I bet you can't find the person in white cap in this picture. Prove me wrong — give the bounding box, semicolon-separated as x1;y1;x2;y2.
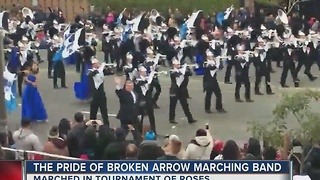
169;58;197;124
134;65;157;134
253;37;274;95
295;42;317;82
203;51;226;113
280;43;300;88
123;53;136;81
234;45;253;102
87;58;114;126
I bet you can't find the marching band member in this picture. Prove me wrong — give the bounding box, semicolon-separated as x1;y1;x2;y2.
134;66;157;134
47;35;60;79
234;45;253;102
253;37;274;95
123;53;136;81
194;34;210;75
144;48;162;108
280;43;299;88
224;27;241;84
87;58;114;126
52;36;67;89
102;27;112;63
203;51;226;114
296;41;317;81
169;59;197;124
17;42;30;97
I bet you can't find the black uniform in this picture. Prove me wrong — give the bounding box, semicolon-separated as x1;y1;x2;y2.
169;66;196;124
234;58;253;102
47;45;58;78
134;75;157;134
224;35;241;83
296;46;317;81
253;48;273;94
203;60;225;113
87;65;113;126
280;47;299;87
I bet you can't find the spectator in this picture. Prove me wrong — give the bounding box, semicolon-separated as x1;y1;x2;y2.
0;132;15;160
43;126;68;159
12;119;43;160
183;129;213;160
58;118;71;140
158;135;181;160
95;125;115;159
245;138;262;160
163;134;185;159
210;139;224;160
215;140;241;160
67;112;86;158
138;131;164;160
126;143;138;160
102;127;129;160
263;146;277;160
82;120;101;160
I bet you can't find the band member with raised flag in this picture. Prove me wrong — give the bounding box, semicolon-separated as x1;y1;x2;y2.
169;59;197;124
87;58;114;126
203;51;226;114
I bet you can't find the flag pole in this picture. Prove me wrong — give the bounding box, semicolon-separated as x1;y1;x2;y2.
0;30;8;133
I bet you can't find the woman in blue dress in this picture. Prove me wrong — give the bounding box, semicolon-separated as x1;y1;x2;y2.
74;44;96;101
21;63;48;122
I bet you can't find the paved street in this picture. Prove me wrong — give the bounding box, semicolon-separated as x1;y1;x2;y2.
6;50;320;144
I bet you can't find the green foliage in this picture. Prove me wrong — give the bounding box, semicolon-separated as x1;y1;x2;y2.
247;90;320;147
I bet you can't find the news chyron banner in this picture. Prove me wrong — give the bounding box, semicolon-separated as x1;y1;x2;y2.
25;161;291;180
0;161;23;180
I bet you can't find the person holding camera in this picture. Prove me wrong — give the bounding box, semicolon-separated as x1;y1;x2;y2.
87;58;114;126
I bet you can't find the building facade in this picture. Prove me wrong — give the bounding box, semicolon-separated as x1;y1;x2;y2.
0;0;89;22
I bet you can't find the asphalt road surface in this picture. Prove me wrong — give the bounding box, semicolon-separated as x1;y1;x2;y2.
6;50;320;144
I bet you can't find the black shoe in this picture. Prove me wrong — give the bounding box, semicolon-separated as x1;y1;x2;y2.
267;92;275;95
255;91;264;95
154;103;160;109
271;69;276;73
169;120;178;124
187;96;192;99
225;81;232;84
217;108;227;113
235;98;243;102
205;110;213;114
48;76;53;79
61;86;68;89
281;84;289;88
188;119;197;124
310;77;317;81
294;81;300;87
38;60;44;63
54;86;60;89
245;98;254;102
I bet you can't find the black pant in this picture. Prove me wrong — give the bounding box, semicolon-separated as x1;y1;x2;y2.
205;83;223;111
235;76;251;99
140;102;156;134
35;51;42;63
121;117;142;144
17;73;24;97
151;82;161;104
296;60;314;80
254;66;272;93
280;60;297;86
76;53;82;73
90;91;109;126
104;50;111;63
169;93;193;121
225;60;235;82
48;60;53;77
53;61;66;87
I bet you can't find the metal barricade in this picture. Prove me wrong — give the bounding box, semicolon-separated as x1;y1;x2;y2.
1;147;81;160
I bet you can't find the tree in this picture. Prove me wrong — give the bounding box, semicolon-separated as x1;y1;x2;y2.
247;90;320;148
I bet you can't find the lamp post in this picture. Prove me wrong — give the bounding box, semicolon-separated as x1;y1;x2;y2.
0;30;8;133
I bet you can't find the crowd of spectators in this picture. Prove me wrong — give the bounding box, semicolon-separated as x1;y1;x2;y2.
0;112;320;179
